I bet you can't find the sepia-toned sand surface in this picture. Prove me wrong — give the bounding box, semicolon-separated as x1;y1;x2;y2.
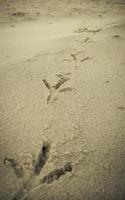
0;0;125;199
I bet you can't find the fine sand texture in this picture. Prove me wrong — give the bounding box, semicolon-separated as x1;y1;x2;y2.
0;0;125;200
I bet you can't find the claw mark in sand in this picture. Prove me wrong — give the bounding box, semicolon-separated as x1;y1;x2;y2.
34;141;50;175
70;53;77;61
86;28;102;33
42;73;71;104
74;27;102;34
80;56;92;62
53;76;69;90
70;50;85;61
83;37;90;43
76;37;93;45
74;27;87;33
59;87;75;93
4;158;24;178
41;162;72;184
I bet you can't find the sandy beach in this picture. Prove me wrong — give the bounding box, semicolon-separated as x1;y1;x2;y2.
0;0;125;199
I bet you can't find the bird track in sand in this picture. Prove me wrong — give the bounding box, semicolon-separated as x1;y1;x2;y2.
4;141;72;200
42;72;73;104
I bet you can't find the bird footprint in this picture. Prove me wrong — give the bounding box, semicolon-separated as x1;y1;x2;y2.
42;72;71;104
4;141;72;200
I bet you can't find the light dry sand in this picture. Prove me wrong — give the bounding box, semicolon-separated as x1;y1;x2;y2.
0;0;125;200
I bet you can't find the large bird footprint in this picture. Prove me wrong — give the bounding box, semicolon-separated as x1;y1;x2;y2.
4;141;50;200
4;141;50;179
4;141;72;200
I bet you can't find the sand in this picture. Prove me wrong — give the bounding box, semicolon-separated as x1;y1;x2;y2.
0;0;125;199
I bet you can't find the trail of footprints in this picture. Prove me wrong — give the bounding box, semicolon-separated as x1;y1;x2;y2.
4;27;120;199
4;50;90;199
4;26;123;200
4;141;72;200
4;23;124;200
3;29;98;199
4;70;75;199
42;53;91;104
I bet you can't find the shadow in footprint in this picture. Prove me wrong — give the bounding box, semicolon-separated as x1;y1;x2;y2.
117;106;125;111
59;87;74;93
34;141;50;175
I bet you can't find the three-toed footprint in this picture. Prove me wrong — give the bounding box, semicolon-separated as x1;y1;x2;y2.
4;141;72;200
42;72;72;104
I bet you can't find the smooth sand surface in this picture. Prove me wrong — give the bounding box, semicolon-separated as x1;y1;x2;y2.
0;0;125;199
